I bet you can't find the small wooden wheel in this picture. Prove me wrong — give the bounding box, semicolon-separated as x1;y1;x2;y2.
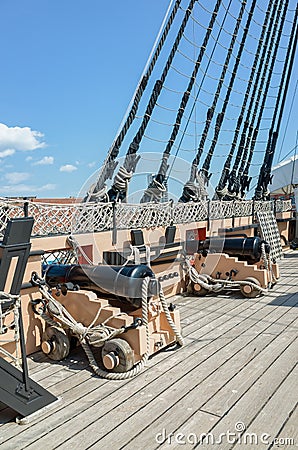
240;277;261;298
42;326;70;360
192;274;210;297
101;338;134;373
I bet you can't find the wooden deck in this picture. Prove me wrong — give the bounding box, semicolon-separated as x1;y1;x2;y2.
0;251;297;449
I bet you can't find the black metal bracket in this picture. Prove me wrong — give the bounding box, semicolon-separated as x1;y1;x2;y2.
0;217;59;422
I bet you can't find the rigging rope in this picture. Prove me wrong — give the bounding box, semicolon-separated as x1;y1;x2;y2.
227;0;283;198
85;0;182;202
177;0;248;203
241;0;291;198
107;0;198;202
254;4;298;200
215;0;270;198
141;0;224;203
199;0;257;194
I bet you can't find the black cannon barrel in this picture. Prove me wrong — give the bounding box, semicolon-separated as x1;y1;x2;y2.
44;264;159;309
187;236;270;262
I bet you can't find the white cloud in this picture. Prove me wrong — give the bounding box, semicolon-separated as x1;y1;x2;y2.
26;156;33;162
0;123;45;152
88;161;96;168
38;183;56;191
60;164;77;173
33;156;54;165
0;149;15;158
1;183;56;195
5;172;30;184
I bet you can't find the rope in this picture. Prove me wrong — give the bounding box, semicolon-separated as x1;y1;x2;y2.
254;3;298;200
36;283;125;343
67;235;93;265
239;0;288;197
86;0;183;201
176;0;234;202
143;0;224;201
244;0;290;197
80;277;151;380
200;0;249;178
179;0;248;202
108;0;197;202
180;171;208;203
141;178;167;203
160;0;223;163
0;291;21;302
0;292;22;367
159;288;184;347
210;0;257;197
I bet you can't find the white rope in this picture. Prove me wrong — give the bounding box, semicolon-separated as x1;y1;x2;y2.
142;178;166;202
80;277;151;380
67;235;93;265
159;288;184;346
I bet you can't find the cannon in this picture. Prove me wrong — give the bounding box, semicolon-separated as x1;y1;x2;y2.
187;236;271;262
44;263;159;309
188;236;279;298
40;263;182;373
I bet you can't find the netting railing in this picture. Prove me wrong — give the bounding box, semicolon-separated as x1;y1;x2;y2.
253;201;273;213
115;202;172;229
275;199;292;213
71;202;114;233
171;201;209;224
0;197;293;238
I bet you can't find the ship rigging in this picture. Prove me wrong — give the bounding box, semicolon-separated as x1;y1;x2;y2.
86;0;297;206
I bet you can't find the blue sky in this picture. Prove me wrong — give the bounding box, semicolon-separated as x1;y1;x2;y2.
0;0;297;199
0;0;170;198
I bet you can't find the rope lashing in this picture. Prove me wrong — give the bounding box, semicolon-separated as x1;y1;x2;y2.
206;0;257;197
86;0;183;201
184;255;275;296
141;155;168;202
0;292;22;366
108;0;198;202
226;0;280;197
243;0;290;198
145;0;223;200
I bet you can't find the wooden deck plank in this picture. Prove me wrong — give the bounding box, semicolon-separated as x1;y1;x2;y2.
28;294;298;449
0;252;297;449
119;316;298;450
232;368;298;449
0;293;255;445
197;338;298;450
270;404;298;450
0;297;212;426
2;292;274;446
202;313;298;417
